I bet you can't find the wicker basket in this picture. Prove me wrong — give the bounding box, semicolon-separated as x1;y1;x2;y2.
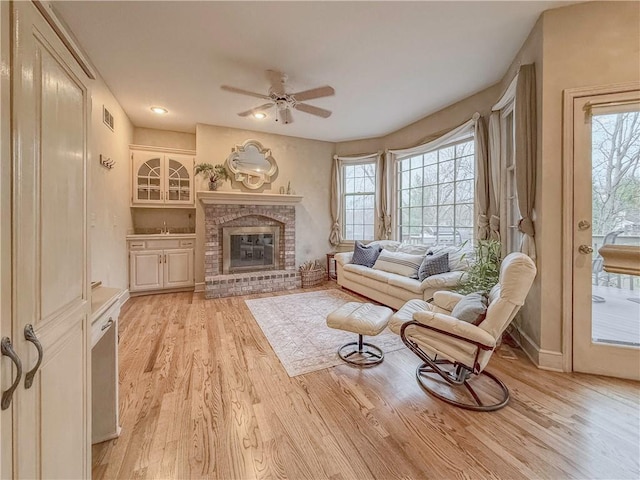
300;268;325;288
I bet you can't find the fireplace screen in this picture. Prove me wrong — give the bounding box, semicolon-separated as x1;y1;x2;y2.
222;226;280;274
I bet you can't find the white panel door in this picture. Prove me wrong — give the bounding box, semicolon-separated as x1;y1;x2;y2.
571;89;640;380
164;248;194;288
130;250;164;291
11;2;90;478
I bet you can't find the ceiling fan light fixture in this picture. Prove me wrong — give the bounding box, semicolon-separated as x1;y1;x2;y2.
253;112;267;119
150;106;168;115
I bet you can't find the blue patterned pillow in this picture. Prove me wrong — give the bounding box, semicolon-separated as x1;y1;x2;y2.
351;241;382;268
418;252;450;281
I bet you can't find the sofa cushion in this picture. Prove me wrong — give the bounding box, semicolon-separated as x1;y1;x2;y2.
373;250;424;278
387;274;423;294
367;240;401;252
351;241;382;268
343;263;392;283
450;292;488;325
429;245;473;272
418;252;450;281
397;242;431;256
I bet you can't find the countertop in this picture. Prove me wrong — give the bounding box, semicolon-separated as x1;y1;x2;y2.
91;286;121;324
126;233;196;240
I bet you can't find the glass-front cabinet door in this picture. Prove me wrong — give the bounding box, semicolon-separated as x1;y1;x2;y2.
166;154;193;205
131;150;194;206
133;153;163;204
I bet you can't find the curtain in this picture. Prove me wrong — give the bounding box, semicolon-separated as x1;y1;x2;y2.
474;116;490;240
488;111;501;241
515;64;537;260
376;153;391;239
329;155;342;246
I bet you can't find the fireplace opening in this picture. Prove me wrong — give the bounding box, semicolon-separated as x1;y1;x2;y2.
222;226;280;274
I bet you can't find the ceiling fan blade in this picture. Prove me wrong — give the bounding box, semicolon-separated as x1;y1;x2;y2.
221;85;270;100
292;86;335;102
278;107;293;125
266;69;286;96
237;103;274;117
294;103;332;118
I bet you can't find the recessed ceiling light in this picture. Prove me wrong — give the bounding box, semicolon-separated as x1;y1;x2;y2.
150;106;168;114
253;112;266;119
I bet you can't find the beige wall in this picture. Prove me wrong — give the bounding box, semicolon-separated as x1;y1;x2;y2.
194;123;335;284
336;84;501;157
535;1;640;354
133;127;196;151
89;75;134;289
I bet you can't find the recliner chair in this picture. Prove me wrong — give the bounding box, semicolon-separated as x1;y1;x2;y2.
390;252;537;411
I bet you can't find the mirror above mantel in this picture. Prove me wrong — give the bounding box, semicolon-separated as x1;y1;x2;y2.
226;139;278;190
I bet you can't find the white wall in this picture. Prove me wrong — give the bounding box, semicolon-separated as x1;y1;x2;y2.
89;75;134;289
194;123;335;284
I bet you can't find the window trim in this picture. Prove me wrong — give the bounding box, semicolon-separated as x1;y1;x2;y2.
340;157;378;244
392;134;476;246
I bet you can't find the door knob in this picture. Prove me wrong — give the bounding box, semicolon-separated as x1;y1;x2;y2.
578;220;591;230
578;245;594;254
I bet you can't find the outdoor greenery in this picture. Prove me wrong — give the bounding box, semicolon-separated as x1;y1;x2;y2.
591;111;640;237
456;240;502;295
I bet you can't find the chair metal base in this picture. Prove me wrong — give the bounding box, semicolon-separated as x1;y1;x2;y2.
337;334;384;367
415;360;510;412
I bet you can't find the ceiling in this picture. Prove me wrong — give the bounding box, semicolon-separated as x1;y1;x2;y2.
53;1;574;143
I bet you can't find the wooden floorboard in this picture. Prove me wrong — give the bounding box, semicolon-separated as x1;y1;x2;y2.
93;284;640;480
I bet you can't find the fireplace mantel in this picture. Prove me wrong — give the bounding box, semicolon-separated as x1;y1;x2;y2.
198;190;303;206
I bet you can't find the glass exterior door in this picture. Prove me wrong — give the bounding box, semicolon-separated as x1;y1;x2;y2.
572;90;640;380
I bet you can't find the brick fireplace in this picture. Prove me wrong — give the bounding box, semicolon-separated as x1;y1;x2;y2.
201;192;303;298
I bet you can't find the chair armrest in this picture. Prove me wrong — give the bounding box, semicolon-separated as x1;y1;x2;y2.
410;310;496;350
334;252;353;266
419;271;465;291
432;291;465;312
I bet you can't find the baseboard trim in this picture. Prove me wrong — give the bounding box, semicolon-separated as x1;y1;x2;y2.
118;289;130;307
194;282;204;293
514;326;564;372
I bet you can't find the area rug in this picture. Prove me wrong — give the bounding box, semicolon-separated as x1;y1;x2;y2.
245;289;406;377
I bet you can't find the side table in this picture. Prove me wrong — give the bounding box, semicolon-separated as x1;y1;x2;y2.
326;253;337;280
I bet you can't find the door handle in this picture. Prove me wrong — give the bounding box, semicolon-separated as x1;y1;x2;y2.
24;324;43;389
578;245;594;254
101;318;114;331
1;337;22;410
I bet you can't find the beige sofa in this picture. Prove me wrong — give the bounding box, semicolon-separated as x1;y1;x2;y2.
335;240;471;310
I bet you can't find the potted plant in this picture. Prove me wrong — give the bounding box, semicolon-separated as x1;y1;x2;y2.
194;163;230;191
456;240;502;295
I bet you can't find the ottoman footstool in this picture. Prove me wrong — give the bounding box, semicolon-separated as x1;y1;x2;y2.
326;302;393;366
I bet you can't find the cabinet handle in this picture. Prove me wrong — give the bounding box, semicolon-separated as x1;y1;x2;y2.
159;255;162;264
23;324;43;389
101;318;114;331
160;190;163;200
164;254;167;263
1;337;22;410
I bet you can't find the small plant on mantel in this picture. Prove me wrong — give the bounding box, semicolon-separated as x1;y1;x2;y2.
194;163;230;191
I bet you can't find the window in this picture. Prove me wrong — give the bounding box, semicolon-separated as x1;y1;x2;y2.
343;161;376;241
396;137;474;246
502;104;522;253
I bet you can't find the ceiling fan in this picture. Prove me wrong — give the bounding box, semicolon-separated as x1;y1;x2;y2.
221;70;334;124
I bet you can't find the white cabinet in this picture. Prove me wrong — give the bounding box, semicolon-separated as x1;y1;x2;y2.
131;148;195;207
128;237;195;293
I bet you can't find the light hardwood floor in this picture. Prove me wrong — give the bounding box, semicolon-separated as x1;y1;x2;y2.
92;284;640;479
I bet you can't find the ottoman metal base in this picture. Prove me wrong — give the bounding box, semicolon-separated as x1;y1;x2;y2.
337;334;384;367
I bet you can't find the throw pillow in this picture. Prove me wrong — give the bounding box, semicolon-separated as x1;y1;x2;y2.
350;241;382;268
450;292;488;325
372;250;424;279
418;252;450;281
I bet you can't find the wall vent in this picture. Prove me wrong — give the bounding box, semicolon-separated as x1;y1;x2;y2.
102;105;114;131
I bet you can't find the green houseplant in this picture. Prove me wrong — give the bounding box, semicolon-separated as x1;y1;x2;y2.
456;240;502;295
195;163;230;190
